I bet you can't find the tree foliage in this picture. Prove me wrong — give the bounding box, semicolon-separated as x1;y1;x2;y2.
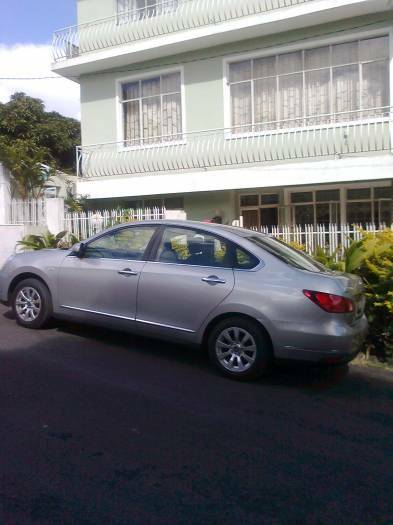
0;92;80;171
0;93;80;198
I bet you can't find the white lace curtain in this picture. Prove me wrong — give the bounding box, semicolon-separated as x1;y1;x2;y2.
229;36;389;131
123;72;182;144
117;0;178;18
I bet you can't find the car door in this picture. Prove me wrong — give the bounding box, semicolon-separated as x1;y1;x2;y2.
136;226;235;333
58;225;157;320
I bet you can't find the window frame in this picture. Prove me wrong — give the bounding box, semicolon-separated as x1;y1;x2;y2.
239;192;282;229
149;225;261;271
116;0;179;23
282;182;392;226
223;29;391;139
73;224;160;262
116;66;186;151
346;186;393;225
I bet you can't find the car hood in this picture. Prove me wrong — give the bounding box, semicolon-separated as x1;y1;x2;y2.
3;249;71;272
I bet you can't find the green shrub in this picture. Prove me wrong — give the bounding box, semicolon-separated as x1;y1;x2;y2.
17;231;79;251
354;231;393;361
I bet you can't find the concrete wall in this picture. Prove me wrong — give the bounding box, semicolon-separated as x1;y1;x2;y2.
184;190;236;223
90;189;237;223
0;225;24;267
77;0;114;25
0;163;11;224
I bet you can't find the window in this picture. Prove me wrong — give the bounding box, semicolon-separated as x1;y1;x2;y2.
261;194;279;205
290;189;340;225
247;234;326;273
121;71;182;146
156;227;231;267
240;195;259;207
240;193;281;228
346;186;392;224
234;247;259;270
84;226;156;260
117;0;178;21
228;36;389;133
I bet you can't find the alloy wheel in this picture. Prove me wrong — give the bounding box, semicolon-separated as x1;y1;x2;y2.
15;287;42;322
215;326;257;372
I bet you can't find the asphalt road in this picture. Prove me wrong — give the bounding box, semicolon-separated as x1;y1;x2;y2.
1;304;393;525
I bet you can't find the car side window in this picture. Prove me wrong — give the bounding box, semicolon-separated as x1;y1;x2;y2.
84;226;156;260
233;246;259;270
156;227;231;268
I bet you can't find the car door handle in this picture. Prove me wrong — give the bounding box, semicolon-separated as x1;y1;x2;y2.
201;275;227;285
118;268;138;276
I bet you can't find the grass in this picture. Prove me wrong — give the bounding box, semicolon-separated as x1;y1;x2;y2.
352;354;393;372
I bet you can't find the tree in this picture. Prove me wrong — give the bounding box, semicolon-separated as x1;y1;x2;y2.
0;92;80;172
0;139;55;199
0;92;80;199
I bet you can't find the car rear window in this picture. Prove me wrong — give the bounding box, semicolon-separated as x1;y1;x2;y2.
247;234;327;273
234;247;259;270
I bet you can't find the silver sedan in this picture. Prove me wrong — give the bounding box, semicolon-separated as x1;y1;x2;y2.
0;220;368;380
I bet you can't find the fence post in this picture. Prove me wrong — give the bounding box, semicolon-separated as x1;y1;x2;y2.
0;163;11;224
46;198;65;234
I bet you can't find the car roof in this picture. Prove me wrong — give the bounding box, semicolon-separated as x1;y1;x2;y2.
95;220;265;240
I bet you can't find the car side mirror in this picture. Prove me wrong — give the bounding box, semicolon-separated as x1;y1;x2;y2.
72;242;86;258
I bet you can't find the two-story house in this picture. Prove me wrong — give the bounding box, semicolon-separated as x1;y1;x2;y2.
52;0;393;228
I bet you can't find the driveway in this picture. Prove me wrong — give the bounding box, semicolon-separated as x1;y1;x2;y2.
0;304;392;525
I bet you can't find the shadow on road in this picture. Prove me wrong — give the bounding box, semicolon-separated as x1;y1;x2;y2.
45;316;373;392
2;307;392;395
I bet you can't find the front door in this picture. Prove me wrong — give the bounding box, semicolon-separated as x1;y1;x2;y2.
136;226;235;333
58;225;157;320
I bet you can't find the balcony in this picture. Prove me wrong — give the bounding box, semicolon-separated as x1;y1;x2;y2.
53;0;312;61
77;108;392;180
52;0;389;77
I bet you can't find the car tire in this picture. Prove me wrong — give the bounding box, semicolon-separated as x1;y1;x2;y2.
12;278;53;329
208;317;272;381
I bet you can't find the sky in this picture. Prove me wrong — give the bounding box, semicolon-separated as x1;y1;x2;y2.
0;1;81;119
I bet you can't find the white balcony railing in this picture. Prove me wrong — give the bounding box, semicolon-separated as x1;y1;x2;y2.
53;0;313;61
77;108;392;179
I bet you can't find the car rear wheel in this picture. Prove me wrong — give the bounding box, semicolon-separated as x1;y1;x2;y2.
12;278;52;329
208;317;272;380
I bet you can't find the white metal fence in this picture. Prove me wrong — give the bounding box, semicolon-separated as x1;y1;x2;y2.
52;0;312;61
8;199;47;226
246;223;393;257
64;207;166;239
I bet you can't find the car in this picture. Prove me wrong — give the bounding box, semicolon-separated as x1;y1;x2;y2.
0;220;368;380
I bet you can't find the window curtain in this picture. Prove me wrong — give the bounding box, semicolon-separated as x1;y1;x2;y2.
229;37;389;131
123;72;182;144
124;101;140;145
362;61;389;115
305;69;330;124
254;78;276;130
117;0;178;19
230;83;252;132
332;64;359;120
278;73;303;127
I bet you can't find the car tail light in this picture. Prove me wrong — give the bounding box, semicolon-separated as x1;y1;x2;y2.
303;290;354;314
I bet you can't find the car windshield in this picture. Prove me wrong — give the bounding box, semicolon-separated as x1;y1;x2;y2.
247;234;328;273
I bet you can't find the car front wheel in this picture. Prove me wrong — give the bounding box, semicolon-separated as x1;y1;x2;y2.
208;317;272;380
12;278;52;329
